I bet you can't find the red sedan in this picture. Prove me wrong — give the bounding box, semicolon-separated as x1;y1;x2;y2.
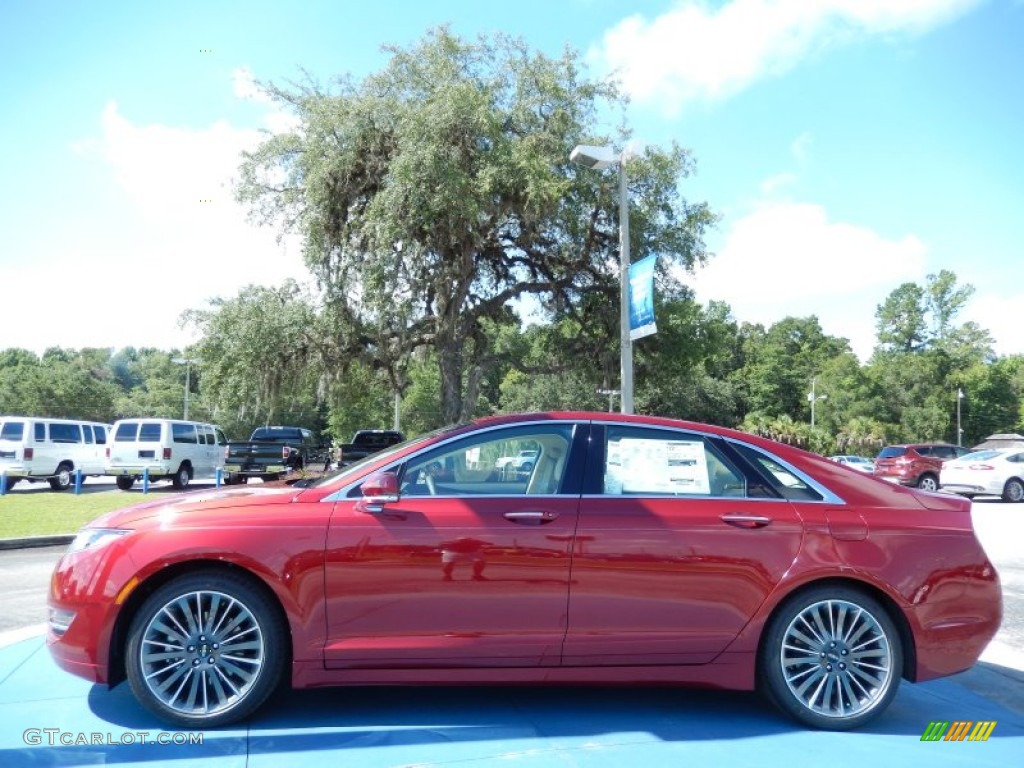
47;412;1001;730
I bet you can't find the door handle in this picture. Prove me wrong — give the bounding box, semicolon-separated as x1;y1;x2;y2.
720;513;772;528
503;510;559;525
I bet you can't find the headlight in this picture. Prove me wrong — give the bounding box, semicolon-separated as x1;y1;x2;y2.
68;528;130;554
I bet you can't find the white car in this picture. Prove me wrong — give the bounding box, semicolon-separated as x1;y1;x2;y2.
107;419;228;490
940;449;1024;502
828;455;875;473
0;416;112;491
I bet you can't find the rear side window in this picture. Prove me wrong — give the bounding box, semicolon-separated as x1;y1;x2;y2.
139;423;162;442
0;422;25;441
877;447;907;459
49;423;82;443
115;423;139;441
730;443;824;502
172;423;198;444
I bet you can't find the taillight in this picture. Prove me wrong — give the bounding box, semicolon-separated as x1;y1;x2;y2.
969;464;995;471
105;447;110;458
163;447;172;460
24;447;33;460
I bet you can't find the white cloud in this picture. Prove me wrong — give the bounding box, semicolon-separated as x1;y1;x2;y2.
4;100;308;355
590;0;982;113
231;66;275;105
963;292;1024;357
689;200;928;359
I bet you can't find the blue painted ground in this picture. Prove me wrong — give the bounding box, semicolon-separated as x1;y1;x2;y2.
0;636;1020;767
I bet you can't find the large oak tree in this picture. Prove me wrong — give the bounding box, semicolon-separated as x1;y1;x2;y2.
236;28;715;423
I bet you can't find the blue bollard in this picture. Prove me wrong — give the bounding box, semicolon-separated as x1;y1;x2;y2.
74;469;83;494
143;467;150;494
215;467;223;488
0;472;6;496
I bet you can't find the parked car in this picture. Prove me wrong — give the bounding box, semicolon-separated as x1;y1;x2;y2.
873;443;969;491
337;429;406;466
828;455;875;473
223;426;316;483
106;419;228;490
940;448;1024;502
48;411;1001;732
0;416;112;491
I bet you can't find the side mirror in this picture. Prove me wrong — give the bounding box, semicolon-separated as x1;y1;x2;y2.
355;471;400;514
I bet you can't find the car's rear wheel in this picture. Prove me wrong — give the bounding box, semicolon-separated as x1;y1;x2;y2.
116;476;135;491
1003;478;1024;503
171;464;191;490
760;586;902;730
126;571;287;728
916;474;939;492
48;463;73;491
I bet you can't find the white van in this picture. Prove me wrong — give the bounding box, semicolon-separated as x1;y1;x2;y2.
0;416;113;491
107;419;228;490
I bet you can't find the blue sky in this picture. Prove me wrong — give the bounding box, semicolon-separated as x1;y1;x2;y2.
2;0;1021;361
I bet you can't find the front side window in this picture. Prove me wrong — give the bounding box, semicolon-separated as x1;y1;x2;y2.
94;426;107;445
603;426;745;497
401;425;574;497
82;425;95;444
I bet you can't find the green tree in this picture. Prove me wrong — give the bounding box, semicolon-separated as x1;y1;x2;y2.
236;27;714;424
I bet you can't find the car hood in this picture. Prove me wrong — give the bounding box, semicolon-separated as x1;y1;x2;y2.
89;485;301;529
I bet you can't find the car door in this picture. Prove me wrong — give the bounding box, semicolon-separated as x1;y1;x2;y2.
562;423;807;665
323;421;586;668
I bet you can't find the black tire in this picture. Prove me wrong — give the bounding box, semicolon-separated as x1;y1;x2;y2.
125;571;287;728
1002;477;1024;503
4;478;18;490
916;473;939;492
48;463;73;492
116;476;135;491
171;464;191;490
759;585;902;730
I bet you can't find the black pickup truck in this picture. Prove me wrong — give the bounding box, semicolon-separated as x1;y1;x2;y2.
338;429;405;466
223;426;318;483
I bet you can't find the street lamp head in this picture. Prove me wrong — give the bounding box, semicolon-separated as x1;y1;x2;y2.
570;144;618;171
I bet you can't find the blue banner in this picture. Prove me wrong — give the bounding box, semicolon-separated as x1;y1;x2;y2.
628;254;657;341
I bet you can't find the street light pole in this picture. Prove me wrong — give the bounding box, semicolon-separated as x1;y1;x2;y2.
172;357;197;420
807;377;827;428
617;158;633;414
570;144;633;414
957;388;964;446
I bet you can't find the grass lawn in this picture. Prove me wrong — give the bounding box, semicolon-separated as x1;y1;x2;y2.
0;490;143;539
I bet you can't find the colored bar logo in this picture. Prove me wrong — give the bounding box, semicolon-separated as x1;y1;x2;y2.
921;721;996;742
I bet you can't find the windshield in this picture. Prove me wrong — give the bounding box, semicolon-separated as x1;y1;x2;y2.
877;447;906;459
310;424;462;488
957;450;1000;462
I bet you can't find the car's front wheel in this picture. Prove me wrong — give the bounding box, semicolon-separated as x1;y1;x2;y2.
760;586;902;730
125;571;287;728
1003;478;1024;503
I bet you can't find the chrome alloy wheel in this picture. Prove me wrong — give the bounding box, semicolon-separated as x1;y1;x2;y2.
138;590;265;717
779;599;894;720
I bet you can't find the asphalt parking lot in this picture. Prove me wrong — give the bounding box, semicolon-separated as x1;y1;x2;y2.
0;499;1021;766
